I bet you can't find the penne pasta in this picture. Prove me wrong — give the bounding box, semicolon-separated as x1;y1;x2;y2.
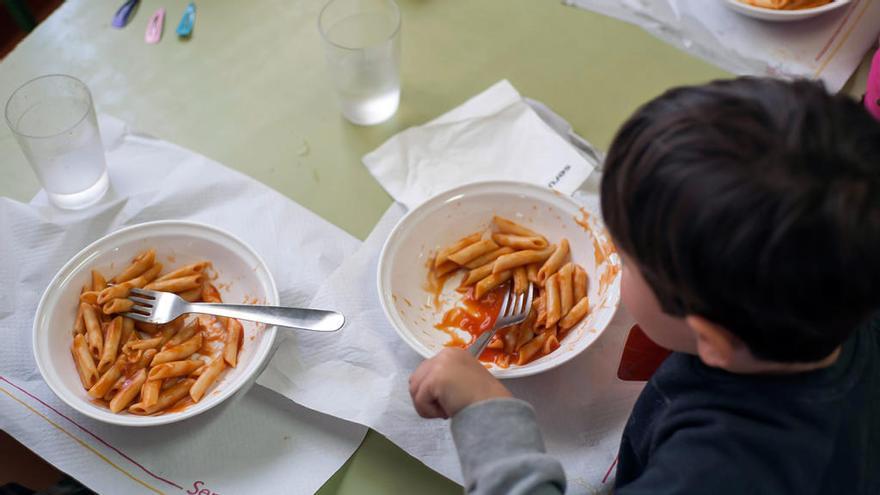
474;270;513;300
103;375;126;402
73;302;85;335
492;246;555;274
492;215;540;238
574;265;588;303
91;269;107;292
178;287;202;302
526;263;540;284
129;379;194;415
144;274;202;293
140;379;161;408
496;353;511;368
434;233;482;268
464;247;514;270
559;296;589;330
535;293;547;328
129;262;163;287
542;326;560;355
460;261;495;287
514;324;536;352
97;316;123;373
109;369;147;413
120;317;135;345
434;260;460;278
148;360;203;380
81;303;103;359
162;319;198;349
114;249;156;284
88;360;123;399
190;357;225;402
80;291;99;305
151;333;203;366
545;273;562;328
558;263;575;317
155;261;210;282
537;239;570;284
201;282;222;303
431;219;601;369
135;320;161;334
448;239;499;266
102;298;134;315
491;233;548;250
123;336;163;354
71;251;260;414
72;334;99;389
513;267;528;295
224;318;243;367
97;283;131;304
516;331;549;366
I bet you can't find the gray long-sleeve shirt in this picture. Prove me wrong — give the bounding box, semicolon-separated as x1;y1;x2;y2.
449;318;880;495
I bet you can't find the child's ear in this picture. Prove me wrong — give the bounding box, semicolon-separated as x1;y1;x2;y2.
685;316;742;369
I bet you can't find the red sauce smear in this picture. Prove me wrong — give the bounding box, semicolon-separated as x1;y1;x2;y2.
436;285;506;363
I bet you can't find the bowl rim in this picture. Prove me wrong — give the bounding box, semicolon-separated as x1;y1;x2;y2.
32;219;280;426
723;0;852;17
376;180;622;379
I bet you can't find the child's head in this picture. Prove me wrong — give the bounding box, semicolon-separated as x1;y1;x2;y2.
601;77;880;368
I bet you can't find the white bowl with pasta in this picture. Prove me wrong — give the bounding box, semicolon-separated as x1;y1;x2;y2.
32;220;279;426
721;0;852;22
377;181;622;379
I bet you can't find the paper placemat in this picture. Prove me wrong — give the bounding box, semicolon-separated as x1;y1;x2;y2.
0;115;366;495
260;83;645;493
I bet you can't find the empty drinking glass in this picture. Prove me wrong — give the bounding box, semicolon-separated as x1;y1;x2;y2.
5;75;109;210
319;0;401;125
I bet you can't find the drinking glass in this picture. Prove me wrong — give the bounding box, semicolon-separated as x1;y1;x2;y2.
5;74;109;210
319;0;401;125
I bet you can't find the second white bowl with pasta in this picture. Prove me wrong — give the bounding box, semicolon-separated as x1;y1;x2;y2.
377;181;622;379
32;221;279;426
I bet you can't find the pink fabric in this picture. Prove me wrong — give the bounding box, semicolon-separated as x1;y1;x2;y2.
865;43;880;121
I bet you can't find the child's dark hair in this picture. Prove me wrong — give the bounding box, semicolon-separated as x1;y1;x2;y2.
601;77;880;363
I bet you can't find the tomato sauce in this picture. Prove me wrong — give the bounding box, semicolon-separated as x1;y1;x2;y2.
436;285;507;362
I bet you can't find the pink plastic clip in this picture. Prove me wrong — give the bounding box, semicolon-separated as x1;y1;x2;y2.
145;8;165;44
864;39;880;122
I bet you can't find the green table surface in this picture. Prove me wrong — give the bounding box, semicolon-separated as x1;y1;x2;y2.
0;0;870;493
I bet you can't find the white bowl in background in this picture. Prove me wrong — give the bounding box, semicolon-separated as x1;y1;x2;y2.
377;181;622;379
32;220;279;426
722;0;852;22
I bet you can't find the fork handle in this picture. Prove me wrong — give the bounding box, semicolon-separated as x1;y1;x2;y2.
469;328;501;357
186;303;344;332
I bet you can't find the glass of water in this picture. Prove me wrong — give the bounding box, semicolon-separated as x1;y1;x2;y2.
5;74;109;210
319;0;401;126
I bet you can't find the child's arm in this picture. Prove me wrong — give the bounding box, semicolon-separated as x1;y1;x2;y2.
410;348;566;495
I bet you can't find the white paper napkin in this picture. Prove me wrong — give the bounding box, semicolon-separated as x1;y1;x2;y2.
0;115;366;495
261;86;643;493
363;80;600;210
566;0;880;93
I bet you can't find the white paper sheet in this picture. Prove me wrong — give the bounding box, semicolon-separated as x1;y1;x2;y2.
362;80;600;210
261;86;644;493
0;115;366;495
565;0;880;92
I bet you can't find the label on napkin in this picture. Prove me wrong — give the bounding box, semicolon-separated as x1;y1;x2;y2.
363;80;596;209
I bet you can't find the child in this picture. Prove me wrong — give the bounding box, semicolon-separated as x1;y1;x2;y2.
409;77;880;494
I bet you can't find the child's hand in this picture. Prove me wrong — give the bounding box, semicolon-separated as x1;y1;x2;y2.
409;347;512;419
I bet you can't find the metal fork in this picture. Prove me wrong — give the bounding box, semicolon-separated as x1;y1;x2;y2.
468;283;534;357
123;288;345;332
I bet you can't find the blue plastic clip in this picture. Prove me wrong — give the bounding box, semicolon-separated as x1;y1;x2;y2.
176;2;196;38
